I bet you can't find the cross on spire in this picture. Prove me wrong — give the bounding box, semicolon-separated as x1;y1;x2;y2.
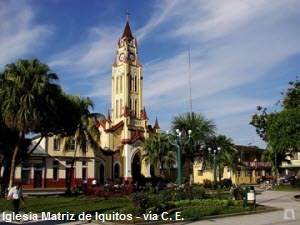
125;10;130;21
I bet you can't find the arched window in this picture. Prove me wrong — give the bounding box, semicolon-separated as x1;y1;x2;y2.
116;100;119;118
120;75;122;92
99;164;105;185
129;97;132;111
114;164;120;179
116;76;119;93
119;99;122;117
134;76;137;92
135;99;138;117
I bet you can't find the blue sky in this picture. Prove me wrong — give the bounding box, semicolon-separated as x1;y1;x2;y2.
1;0;300;147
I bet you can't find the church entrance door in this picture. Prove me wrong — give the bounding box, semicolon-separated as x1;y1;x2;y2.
131;153;141;182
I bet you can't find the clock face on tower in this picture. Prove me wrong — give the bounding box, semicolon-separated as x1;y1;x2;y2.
119;53;125;61
129;52;135;61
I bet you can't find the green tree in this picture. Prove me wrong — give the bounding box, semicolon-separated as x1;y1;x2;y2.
0;59;63;188
142;133;175;176
250;79;300;153
261;147;291;174
250;78;300;182
206;135;235;181
267;107;300;152
171;112;216;184
220;150;240;181
61;95;102;195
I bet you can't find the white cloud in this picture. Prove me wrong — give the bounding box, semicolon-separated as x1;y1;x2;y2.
0;0;53;69
141;0;300;111
48;26;121;80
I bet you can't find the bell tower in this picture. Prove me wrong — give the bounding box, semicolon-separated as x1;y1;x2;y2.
112;21;143;123
97;18;160;182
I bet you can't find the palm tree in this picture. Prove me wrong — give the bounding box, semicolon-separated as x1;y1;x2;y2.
171;112;216;184
219;150;240;181
206;135;235;181
0;59;62;188
142;133;176;176
61;95;102;195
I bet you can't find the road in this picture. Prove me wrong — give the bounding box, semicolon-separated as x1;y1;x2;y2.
1;189;299;225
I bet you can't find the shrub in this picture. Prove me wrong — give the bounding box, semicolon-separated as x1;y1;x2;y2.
230;185;245;200
130;191;151;215
203;179;213;189
120;184;134;195
292;179;300;188
192;185;206;199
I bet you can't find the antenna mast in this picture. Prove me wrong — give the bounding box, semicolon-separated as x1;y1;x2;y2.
188;44;193;115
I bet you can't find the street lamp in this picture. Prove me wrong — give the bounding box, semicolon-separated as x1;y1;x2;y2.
166;129;192;186
275;154;279;186
208;147;221;184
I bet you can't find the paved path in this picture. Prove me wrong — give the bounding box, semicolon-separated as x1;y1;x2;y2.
187;189;300;225
1;189;299;225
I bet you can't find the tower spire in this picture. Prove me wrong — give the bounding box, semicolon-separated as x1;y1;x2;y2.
122;21;134;39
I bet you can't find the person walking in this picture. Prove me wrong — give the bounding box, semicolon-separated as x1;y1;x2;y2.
8;181;25;214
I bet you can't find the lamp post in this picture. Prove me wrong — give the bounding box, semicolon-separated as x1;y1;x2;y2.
275;154;279;186
208;147;221;184
166;129;192;186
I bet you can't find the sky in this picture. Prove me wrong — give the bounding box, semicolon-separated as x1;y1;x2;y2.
1;0;300;148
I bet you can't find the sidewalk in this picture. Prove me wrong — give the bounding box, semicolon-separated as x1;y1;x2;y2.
186;190;300;225
22;188;65;197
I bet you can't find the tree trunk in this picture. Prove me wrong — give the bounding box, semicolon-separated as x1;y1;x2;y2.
0;165;10;197
8;131;24;189
65;148;77;196
160;163;165;177
189;161;194;184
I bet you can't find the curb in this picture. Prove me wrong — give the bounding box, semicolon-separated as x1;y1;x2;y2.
292;194;300;202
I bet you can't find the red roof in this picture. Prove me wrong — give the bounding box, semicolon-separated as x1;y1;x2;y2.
154;117;160;129
234;145;264;153
93;119;106;129
107;111;112;123
141;107;148;120
121;129;145;144
123;105;129;117
105;120;124;133
122;21;134;39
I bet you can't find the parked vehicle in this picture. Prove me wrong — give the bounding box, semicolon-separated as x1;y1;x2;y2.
256;176;273;184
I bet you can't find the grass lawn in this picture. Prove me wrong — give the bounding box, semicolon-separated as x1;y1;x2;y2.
0;196;130;215
0;196;270;222
272;185;300;191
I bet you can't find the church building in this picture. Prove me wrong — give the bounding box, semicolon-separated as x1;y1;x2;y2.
10;20;160;189
94;20;160;183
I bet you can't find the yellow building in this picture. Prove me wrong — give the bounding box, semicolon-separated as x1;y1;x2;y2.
280;151;300;178
12;20;159;189
193;145;273;185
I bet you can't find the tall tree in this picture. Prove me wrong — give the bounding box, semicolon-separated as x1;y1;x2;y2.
250;78;300;181
171;112;216;184
250;78;300;153
0;59;63;188
142;133;175;176
61;95;102;195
